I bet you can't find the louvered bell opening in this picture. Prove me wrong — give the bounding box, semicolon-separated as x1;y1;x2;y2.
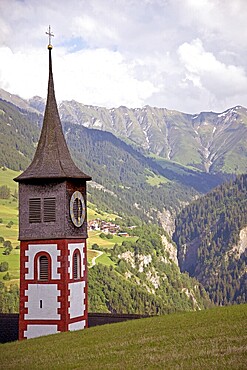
44;197;56;222
29;198;41;223
39;255;49;281
73;252;80;279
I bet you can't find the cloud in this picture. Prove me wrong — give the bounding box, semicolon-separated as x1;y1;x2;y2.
0;46;47;97
0;0;246;113
54;47;158;107
178;39;247;99
0;45;157;108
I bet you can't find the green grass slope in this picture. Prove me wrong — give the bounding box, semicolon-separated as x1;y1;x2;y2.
0;168;20;285
1;305;246;369
0;168;19;246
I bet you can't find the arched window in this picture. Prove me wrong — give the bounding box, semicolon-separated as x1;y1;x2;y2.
38;255;49;281
73;251;81;280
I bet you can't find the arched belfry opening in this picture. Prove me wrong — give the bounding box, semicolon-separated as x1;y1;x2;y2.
73;250;81;280
14;26;91;340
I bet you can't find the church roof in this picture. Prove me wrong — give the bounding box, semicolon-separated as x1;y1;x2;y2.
15;45;91;183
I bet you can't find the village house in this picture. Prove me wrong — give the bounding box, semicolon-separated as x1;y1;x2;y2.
88;219;120;234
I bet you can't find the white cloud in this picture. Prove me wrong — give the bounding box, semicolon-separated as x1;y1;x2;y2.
0;0;246;113
178;39;247;99
0;45;157;108
182;0;247;52
54;48;158;107
0;46;47;97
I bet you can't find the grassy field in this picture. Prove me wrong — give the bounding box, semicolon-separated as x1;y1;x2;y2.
146;173;169;186
0;169;20;284
0;168;19;248
88;230;138;249
87;203;118;221
0;304;246;369
95;251;116;266
87;249;99;265
0;246;19;280
87;230;137;267
0;168;20;192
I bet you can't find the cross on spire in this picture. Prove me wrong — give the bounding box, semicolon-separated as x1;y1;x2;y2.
46;25;54;49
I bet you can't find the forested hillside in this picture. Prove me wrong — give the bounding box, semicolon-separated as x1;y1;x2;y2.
88;225;211;314
0;100;41;170
173;175;247;305
65;122;219;220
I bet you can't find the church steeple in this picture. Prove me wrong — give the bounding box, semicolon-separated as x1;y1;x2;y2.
16;27;90;340
15;30;91;182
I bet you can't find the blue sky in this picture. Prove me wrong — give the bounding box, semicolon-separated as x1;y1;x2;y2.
0;0;246;113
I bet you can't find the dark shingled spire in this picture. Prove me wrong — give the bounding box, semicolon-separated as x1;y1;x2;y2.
15;47;91;183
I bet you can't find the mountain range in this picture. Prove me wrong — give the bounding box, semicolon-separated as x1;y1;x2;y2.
0;89;230;223
0;87;246;222
35;97;247;174
1;88;247;175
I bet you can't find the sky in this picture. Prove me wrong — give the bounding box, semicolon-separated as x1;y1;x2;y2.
0;0;247;114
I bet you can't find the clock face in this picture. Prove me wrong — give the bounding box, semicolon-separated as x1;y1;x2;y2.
69;191;85;227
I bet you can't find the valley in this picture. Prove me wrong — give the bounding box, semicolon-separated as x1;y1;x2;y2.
0;169;211;314
0;90;246;314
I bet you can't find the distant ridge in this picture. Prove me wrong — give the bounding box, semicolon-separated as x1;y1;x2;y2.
1;87;246;174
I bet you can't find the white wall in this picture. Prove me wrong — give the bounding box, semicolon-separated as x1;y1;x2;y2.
25;284;60;320
23;241;87;339
69;320;86;331
69;281;85;319
24;325;58;339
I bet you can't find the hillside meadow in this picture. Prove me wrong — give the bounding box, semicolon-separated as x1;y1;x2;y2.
1;304;246;369
0;168;19;248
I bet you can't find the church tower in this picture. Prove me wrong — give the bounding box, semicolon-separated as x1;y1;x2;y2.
14;28;91;340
